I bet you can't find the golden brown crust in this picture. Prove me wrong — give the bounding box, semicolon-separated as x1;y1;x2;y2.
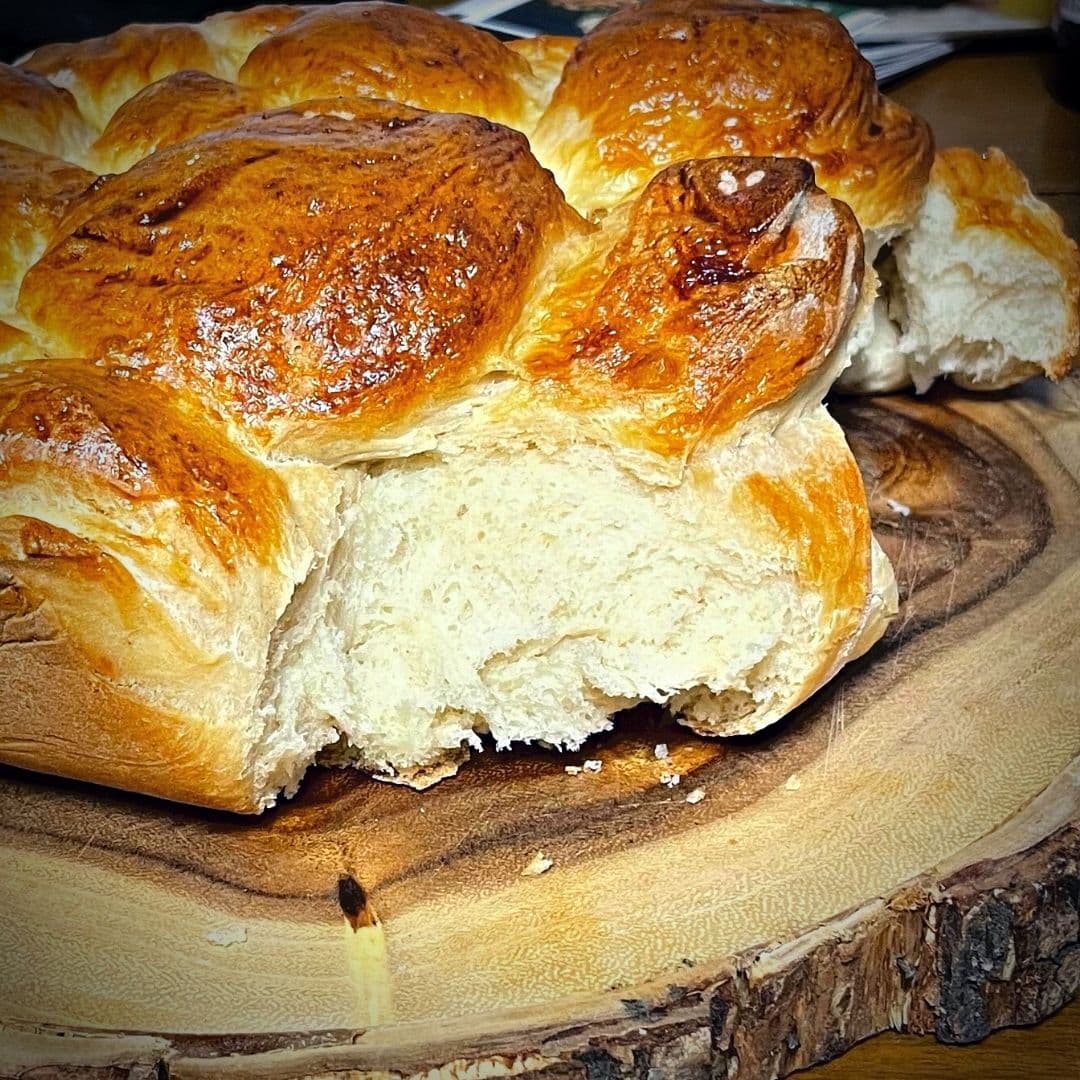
740;444;872;663
504;35;577;72
932;147;1079;379
90;71;269;174
933;148;1078;275
516;157;862;459
531;0;933;230
0;361;342;811
679;414;878;737
0;533;260;812
238;2;540;130
0;64;93;163
19;23;221;131
0;361;288;570
0;141;94;316
198;4;314;79
21;107;581;459
0;322;37;365
504;35;577;109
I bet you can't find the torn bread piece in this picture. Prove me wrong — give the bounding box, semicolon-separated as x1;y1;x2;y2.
841;147;1080;392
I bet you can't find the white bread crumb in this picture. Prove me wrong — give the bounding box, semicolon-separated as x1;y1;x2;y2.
844;150;1079;392
660;771;681;787
583;759;602;773
685;787;706;804
653;743;669;759
206;925;247;947
522;852;553;876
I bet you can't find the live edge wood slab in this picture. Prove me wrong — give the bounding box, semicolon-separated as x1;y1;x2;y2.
1;376;1078;1080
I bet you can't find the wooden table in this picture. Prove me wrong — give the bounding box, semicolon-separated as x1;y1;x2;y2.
813;47;1080;1080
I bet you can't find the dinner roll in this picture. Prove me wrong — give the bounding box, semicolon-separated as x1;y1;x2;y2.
0;362;341;809
88;71;270;174
19;23;226;132
842;148;1080;391
528;0;933;241
0;140;93;323
237;2;547;130
0;64;94;165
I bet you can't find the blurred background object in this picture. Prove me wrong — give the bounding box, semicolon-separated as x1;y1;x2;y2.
0;0;1057;77
443;0;1053;81
2;1;227;59
1051;0;1080;107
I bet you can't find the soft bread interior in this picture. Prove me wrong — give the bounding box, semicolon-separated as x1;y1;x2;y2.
256;399;893;789
889;188;1074;392
248;157;895;795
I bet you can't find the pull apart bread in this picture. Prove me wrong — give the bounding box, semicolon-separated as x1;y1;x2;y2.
0;0;1064;811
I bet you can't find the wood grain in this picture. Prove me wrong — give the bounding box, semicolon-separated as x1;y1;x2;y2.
0;388;1077;1078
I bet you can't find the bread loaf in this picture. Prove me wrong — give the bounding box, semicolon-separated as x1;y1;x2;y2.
15;0;1054;810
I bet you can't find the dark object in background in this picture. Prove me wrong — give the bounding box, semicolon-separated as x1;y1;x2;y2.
1;1;224;60
1051;0;1080;109
0;1;339;62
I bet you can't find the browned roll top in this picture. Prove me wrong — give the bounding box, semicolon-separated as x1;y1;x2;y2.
0;65;94;161
0;362;288;570
19;23;223;131
0;141;94;315
519;157;861;458
531;0;933;233
238;2;541;128
89;71;270;174
21;106;580;458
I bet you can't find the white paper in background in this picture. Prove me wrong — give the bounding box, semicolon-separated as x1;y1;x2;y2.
843;3;1043;41
443;0;1045;81
863;39;956;80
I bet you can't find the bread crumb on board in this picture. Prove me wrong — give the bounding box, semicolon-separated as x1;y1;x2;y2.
206;925;248;947
654;743;669;759
660;771;681;788
685;787;706;804
522;852;554;876
784;774;802;791
566;759;602;775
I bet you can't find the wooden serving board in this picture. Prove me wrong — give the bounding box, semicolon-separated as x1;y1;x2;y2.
1;388;1078;1080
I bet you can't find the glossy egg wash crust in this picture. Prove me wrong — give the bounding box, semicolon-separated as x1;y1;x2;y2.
0;0;1071;811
